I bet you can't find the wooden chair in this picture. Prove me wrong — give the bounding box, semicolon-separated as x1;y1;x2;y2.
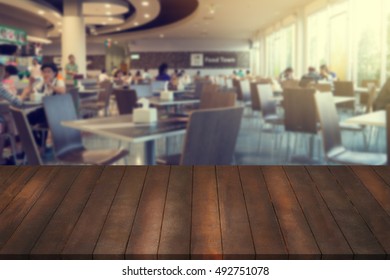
283;88;321;163
333;81;355;111
81;80;113;117
311;83;332;92
200;91;236;109
10;107;43;165
250;82;261;113
232;79;243;101
113;89;138;115
280;79;300;90
157;107;244;165
314;92;386;165
361;79;379;88
43;94;129;165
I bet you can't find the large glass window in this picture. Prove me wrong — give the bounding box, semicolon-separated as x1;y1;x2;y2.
307;10;329;69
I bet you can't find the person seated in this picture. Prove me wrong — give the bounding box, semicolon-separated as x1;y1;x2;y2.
194;70;202;81
21;63;66;147
2;65;19;95
279;67;294;82
98;69;109;82
245;70;252;80
303;67;321;81
113;70;126;87
133;70;143;84
156;63;171;81
0;64;23;107
320;65;337;82
142;68;151;81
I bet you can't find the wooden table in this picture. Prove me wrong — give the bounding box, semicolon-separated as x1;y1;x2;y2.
62;115;187;164
343;110;385;127
0;165;389;260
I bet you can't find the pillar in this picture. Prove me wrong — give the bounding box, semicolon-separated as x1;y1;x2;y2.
62;0;87;78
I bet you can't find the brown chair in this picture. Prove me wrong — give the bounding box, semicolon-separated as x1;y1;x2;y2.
311;83;332;92
157;107;244;165
361;79;379;88
283;88;321;163
200;91;236;109
280;79;300;90
43;94;129;165
333;81;355;110
250;82;261;112
232;79;243;101
10;107;42;165
314;92;386;165
113;89;138;115
81;80;113;116
358;84;377;114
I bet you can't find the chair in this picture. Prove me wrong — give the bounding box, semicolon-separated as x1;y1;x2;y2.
80;78;98;89
311;83;332;92
280;79;300;90
43;94;129;165
250;82;261;113
333;81;355;111
157;107;244;165
283;88;322;163
131;84;153;98
81;80;113;117
113;89;138;115
239;80;251;102
200;91;236;109
10;107;42;165
314;92;386;165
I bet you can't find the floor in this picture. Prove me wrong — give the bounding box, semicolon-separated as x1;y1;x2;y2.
0;165;389;260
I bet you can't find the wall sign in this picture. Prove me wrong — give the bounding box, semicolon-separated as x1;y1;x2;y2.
0;25;27;46
203;53;237;67
190;53;204;67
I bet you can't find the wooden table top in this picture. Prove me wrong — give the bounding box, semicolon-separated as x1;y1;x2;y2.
0;165;389;260
343;110;386;127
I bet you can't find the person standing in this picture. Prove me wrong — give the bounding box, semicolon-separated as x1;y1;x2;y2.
29;58;42;80
65;54;78;82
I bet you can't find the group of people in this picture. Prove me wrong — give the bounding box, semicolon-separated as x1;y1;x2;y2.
279;65;338;83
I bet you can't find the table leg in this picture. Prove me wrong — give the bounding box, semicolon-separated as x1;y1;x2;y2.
145;140;156;165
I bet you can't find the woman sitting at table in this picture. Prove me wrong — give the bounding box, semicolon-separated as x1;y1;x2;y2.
21;63;66;147
0;64;23;107
156;63;171;81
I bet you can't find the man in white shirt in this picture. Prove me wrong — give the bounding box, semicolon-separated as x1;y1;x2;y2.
98;69;109;82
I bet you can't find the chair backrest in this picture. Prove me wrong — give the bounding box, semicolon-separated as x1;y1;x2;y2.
239;80;251;102
81;79;98;88
201;83;219;97
200;91;236;109
194;79;212;98
280;79;300;89
387;105;390;165
334;81;354;97
361;79;379;88
250;82;261;111
151;80;168;92
181;107;244;165
10;107;42;165
314;92;343;155
113;89;138;115
131;84;153;98
311;83;332;92
43;94;84;157
283;88;318;134
299;77;316;88
232;79;243;101
257;84;277;117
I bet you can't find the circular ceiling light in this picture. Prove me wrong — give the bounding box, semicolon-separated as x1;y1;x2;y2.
83;0;129;16
141;1;150;7
85;16;124;25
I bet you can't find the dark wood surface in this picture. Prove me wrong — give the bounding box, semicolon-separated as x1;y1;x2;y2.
0;166;389;260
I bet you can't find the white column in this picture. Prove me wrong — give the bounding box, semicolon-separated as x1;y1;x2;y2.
61;0;87;77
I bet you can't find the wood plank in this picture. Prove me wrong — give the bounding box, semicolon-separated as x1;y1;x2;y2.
350;166;390;216
329;166;390;259
126;166;170;260
31;167;104;259
238;166;287;259
0;166;39;214
61;167;126;259
216;166;255;260
0;167;82;259
191;166;222;260
93;166;147;260
373;166;390;185
0;167;58;250
262;166;320;260
284;166;353;259
306;166;386;259
0;166;18;187
158;166;192;260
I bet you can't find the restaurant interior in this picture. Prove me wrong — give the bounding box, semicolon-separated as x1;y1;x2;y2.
0;0;389;260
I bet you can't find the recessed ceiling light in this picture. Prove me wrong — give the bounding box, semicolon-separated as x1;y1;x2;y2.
105;4;111;8
38;10;45;15
106;11;112;15
141;1;149;6
159;34;164;38
210;9;215;14
102;22;107;25
134;22;139;26
58;21;62;25
116;27;121;31
108;17;113;21
144;14;150;19
53;12;60;18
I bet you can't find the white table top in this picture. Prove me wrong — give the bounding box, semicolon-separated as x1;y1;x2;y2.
343;110;386;127
272;96;355;105
148;97;200;106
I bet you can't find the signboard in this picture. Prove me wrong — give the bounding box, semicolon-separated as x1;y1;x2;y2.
0;25;27;46
190;53;204;67
203;53;238;67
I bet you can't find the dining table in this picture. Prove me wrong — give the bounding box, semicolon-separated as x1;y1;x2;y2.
343;110;385;127
62;114;188;165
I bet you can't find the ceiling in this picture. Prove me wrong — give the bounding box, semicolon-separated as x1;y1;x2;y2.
0;0;320;42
